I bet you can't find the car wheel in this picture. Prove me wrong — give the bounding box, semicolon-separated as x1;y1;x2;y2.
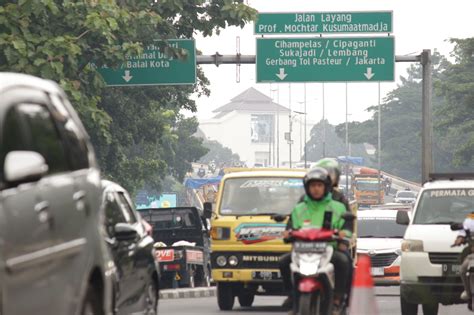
81;285;103;315
422;302;438;315
238;293;255;307
400;294;418;315
145;281;159;315
217;282;234;311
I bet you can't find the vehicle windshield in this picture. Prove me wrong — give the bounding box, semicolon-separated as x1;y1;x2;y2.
356;181;380;191
219;177;304;216
397;191;416;198
413;189;474;224
140;209;198;230
358;217;407;238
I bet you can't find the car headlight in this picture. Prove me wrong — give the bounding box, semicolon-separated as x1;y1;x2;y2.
401;239;424;252
395;248;402;256
216;255;227;267
228;255;239;266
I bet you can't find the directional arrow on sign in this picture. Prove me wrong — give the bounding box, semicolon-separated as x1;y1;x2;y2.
364;67;375;80
122;70;133;82
276;68;288;80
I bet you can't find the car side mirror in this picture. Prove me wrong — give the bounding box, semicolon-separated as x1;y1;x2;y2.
450;223;464;231
114;223;138;241
203;202;213;219
4;151;48;184
396;210;410;225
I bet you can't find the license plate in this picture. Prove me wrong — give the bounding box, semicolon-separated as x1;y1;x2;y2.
252;271;281;280
442;264;461;276
371;267;384;276
294;242;327;253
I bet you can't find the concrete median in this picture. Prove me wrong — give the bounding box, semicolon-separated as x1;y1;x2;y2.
159;287;217;300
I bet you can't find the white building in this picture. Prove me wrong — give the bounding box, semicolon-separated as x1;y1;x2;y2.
199;87;313;167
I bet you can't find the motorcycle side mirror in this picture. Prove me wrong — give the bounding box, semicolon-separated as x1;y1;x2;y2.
450;222;464;231
341;212;356;222
272;214;288;223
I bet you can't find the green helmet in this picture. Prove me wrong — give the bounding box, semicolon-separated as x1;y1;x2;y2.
314;158;341;187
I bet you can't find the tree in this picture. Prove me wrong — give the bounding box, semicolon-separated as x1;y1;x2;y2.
0;0;257;194
334;51;451;181
306;119;371;163
435;38;474;169
199;139;241;166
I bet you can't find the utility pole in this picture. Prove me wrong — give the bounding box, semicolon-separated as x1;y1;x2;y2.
304;83;307;167
421;49;433;184
345;83;349;193
276;86;280;167
377;82;382;204
289;83;292;168
322;83;326;158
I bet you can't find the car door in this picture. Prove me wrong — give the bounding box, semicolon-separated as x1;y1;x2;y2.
0;91;61;314
45;93;101;313
116;191;155;309
104;191;136;312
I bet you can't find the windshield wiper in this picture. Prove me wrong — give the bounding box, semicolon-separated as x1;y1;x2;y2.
359;235;378;238
424;221;456;225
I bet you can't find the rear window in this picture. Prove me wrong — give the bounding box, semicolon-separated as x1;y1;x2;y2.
413;188;474;224
142;209;198;230
358;217;407;238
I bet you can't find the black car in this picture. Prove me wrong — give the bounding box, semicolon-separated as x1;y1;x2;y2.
101;180;159;314
139;207;212;289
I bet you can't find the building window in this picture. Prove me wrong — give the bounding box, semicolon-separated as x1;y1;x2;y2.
250;114;274;143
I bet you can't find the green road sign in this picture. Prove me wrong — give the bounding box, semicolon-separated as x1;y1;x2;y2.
255;11;392;35
93;39;196;86
256;37;394;83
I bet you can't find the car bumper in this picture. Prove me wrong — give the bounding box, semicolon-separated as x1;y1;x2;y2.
374;276;400;286
401;252;464;305
212;268;282;283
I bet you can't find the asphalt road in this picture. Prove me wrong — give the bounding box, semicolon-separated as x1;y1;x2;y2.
159;287;468;315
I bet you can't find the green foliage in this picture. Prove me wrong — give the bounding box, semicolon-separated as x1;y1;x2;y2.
306;120;371;164
333;47;474;181
199;139;241;166
0;0;257;194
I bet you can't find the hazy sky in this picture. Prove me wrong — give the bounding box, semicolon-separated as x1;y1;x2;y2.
191;0;473;126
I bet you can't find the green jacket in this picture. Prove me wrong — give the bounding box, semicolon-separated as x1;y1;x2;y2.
290;193;352;237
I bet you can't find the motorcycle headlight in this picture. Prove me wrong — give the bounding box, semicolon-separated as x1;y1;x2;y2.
228;255;239;267
401;239;424;252
216;255;227;267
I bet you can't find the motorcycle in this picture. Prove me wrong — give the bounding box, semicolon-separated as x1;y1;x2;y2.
278;212;355;315
451;222;474;311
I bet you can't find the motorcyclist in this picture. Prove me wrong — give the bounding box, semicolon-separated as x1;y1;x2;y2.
281;167;352;314
453;212;474;306
280;159;354;310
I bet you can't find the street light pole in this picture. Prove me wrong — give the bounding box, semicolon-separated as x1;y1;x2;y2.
289;83;292;168
304;83;307;167
345;83;349;193
322;83;326;158
377;82;382;204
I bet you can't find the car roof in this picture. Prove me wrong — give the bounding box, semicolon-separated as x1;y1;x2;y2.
101;179;126;194
423;179;474;189
0;72;63;95
357;209;398;218
224;170;306;179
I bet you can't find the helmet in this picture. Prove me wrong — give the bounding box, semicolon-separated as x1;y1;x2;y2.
314;158;341;187
303;167;332;201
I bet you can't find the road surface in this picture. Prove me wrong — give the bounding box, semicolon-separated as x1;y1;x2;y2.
159;287;468;315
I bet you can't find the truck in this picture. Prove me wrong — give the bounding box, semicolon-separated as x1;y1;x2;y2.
138;207;212;289
352;167;384;207
209;169;307;310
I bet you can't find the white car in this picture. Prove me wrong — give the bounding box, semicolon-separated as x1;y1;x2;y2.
397;176;472;314
394;190;417;204
357;210;407;285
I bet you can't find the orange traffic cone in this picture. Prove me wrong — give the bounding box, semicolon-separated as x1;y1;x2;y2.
349;255;379;315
